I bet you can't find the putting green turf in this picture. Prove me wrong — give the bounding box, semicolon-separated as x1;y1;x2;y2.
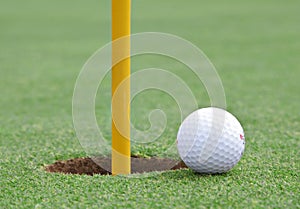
1;0;299;208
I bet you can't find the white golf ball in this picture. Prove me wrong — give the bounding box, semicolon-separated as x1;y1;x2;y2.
177;107;245;174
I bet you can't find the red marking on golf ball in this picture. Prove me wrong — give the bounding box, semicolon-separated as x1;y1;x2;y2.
240;134;245;140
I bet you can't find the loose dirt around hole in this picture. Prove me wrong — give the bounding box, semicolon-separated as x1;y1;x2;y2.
45;157;187;175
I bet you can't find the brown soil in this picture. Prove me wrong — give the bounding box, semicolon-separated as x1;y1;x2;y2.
45;157;187;176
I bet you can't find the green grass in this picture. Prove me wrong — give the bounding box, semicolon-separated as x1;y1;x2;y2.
1;0;299;208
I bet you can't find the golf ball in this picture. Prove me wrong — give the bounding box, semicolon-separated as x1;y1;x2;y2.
177;107;245;174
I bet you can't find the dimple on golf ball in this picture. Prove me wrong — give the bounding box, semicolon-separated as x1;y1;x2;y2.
177;107;245;174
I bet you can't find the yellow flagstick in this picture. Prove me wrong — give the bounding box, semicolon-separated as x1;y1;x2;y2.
111;0;131;175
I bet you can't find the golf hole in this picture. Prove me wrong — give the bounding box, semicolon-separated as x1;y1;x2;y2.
45;157;187;176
